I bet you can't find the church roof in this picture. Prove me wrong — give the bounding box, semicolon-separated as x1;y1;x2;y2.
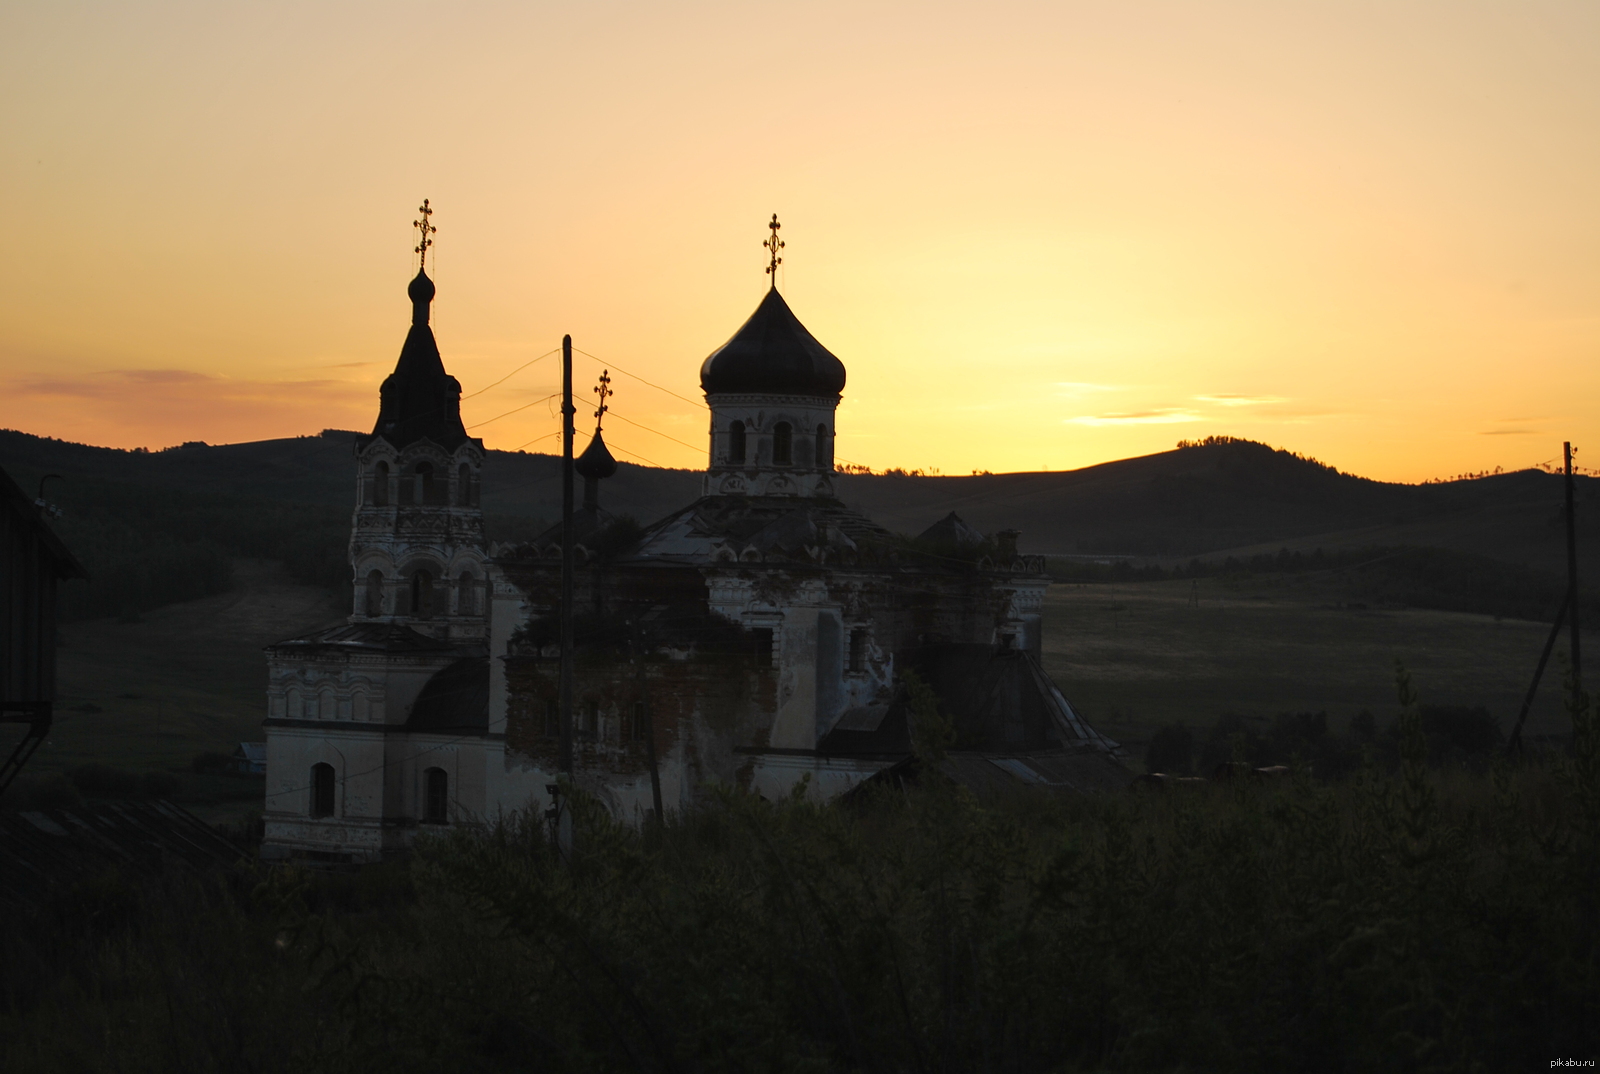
624;496;894;566
356;268;473;452
916;511;986;546
407;656;489;732
699;288;847;398
266;622;457;654
574;427;618;481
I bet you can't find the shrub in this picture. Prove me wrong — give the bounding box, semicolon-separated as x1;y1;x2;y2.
1144;722;1194;774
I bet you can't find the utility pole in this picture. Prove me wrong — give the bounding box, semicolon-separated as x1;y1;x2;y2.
558;334;576;854
1565;442;1582;702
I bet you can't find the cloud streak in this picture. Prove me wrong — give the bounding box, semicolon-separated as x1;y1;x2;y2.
1066;408;1201;426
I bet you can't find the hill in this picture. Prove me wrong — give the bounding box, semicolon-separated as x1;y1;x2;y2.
2;428;1595;622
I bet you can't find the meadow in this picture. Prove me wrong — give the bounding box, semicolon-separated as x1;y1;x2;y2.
1041;576;1587;756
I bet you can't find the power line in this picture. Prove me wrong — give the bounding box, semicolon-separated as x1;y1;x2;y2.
463;348;561;400
599;437;668;470
606;410;704;454
467;394;560;430
574;348;707;411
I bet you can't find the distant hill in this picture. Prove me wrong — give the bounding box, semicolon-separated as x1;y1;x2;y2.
3;428;1594;621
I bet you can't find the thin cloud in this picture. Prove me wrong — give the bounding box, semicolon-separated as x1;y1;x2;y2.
1066;408;1201;426
1054;381;1121;397
1194;394;1287;407
1480;429;1535;436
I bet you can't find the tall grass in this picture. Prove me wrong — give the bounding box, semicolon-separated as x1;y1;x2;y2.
6;665;1598;1072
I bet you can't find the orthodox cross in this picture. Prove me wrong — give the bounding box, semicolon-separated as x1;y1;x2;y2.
413;199;436;271
593;370;612;428
764;214;784;285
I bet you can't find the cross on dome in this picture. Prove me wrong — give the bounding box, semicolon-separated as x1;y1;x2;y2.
592;370;613;429
764;214;784;287
413;199;436;271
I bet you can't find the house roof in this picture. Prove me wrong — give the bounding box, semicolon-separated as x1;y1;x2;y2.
1;465;87;579
0;800;242;910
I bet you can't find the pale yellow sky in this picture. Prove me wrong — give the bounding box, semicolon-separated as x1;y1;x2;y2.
3;1;1596;481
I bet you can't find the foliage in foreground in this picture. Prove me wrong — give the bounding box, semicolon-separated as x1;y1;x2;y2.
4;686;1598;1072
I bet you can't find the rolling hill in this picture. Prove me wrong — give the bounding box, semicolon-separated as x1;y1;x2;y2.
2;427;1594;621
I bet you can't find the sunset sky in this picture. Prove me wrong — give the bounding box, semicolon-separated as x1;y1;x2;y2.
4;1;1597;482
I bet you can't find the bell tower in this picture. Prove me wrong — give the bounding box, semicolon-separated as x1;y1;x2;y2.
349;200;489;642
699;216;846;498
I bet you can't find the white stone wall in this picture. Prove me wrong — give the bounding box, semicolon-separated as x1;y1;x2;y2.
702;392;841;498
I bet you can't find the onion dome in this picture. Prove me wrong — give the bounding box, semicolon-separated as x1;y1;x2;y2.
357;268;470;451
575;427;618;481
699;288;846;397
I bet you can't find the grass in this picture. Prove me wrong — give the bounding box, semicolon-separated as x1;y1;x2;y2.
4;559;343;823
1041;576;1591;758
2;746;1596;1072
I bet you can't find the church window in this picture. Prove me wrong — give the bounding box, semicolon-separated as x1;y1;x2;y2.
310;763;335;818
457;463;473;506
365;570;384;617
457;571;476;616
751;628;774;665
773;422;792;466
287;688;304;720
410;569;435;618
728;421;746;464
423;767;448;824
849;629;868;673
416;462;437;504
372;461;390;506
816;424;832;469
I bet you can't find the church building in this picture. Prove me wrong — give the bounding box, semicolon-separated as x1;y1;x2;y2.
261;211;1124;862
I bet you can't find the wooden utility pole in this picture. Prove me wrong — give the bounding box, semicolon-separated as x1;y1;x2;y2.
1565;442;1582;702
557;335;576;852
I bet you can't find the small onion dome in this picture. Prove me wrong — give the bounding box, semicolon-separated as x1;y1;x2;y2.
575;427;618;481
408;268;436;325
700;288;846;397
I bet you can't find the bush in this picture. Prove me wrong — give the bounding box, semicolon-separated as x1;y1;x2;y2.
1144;722;1194;774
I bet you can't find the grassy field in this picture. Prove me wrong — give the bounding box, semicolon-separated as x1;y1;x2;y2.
10;568;1590;810
7;559;343;822
1041;575;1592;758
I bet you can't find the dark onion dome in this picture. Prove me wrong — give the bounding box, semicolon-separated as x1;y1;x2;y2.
357;268;472;451
574;427;618;481
700;287;846;397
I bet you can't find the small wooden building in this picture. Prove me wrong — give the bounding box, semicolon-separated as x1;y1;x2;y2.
1;464;86;796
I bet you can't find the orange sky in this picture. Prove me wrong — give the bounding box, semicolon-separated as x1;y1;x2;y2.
3;1;1597;482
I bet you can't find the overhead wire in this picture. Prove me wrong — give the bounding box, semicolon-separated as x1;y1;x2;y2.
463;347;560;400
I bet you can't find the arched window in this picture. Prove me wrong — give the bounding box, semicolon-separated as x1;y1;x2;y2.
816;424;831;468
286;688;304;720
457;571;476;616
372;461;390;506
728;421;746;464
311;763;335;818
365;570;384;617
416;462;436;504
319;688;338;721
424;767;448;824
457;463;473;506
410;569;434;618
772;422;792;466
